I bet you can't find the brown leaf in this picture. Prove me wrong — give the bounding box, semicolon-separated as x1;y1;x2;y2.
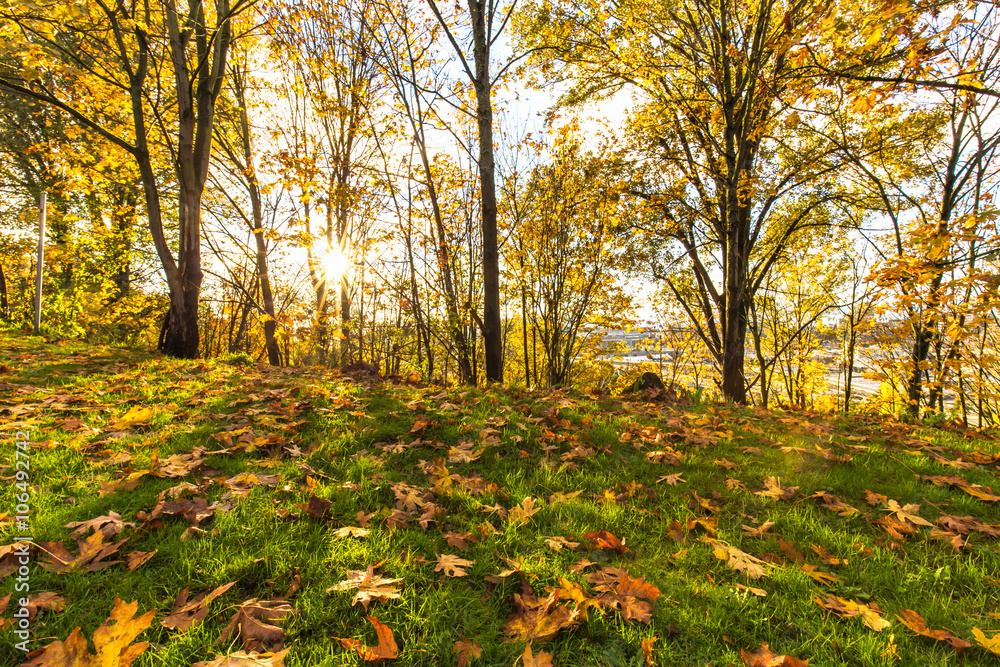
161;582;235;632
332;526;369;538
508;496;542;526
452;637;482;667
896;609;971;651
521;642;554;667
813;595;889;631
39;533;128;573
435;553;473;577
778;538;804;563
192;650;289;667
22;597;153;667
125;550;157;571
741;521;775;538
216;598;294;651
708;540;770;580
297;495;332;518
328;566;402;609
543;536;580;552
25;592;70;618
503;593;580;642
582;529;628;553
740;642;809;666
64;511;134;540
656;473;686;486
336;615;398;661
642;637;657;666
754;477;798;502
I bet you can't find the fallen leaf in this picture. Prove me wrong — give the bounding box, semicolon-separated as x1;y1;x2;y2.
22;597;153;667
332;526;369;538
336;615;398;661
708;540;770;580
656;473;686;486
813;595;889;631
452;637;482;667
973;627;1000;655
642;637;657;666
125;550;157;571
741;521;775;538
161;582;236;632
583;529;628;553
435;553;474;577
521;642;554;667
508;496;542;525
328;566;403;608
896;609;971;651
217;598;294;651
543;536;580;552
64;511;134;540
192;650;289;667
739;642;809;666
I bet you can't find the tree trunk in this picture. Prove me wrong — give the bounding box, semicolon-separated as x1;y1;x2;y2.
0;261;7;320
469;0;502;384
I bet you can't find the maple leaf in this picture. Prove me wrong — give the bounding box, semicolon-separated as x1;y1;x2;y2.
191;650;289;667
444;531;476;551
328;566;403;608
297;495;332;518
598;572;662;623
754;477;798;502
543;535;580;552
740;642;809;666
332;526;369;538
800;564;842;586
503;589;581;642
152;447;207;478
452;637;482;667
508;496;542;525
39;533;128;573
64;511;134;540
741;520;775;538
435;553;473;577
217;598;294;651
22;598;154;667
521;643;554;667
708;540;770;580
548;489;583;505
808;491;860;517
113;406;154;429
896;609;971;651
973;627;1000;655
656;473;686;486
813;595;889;631
337;615;399;661
884;500;933;527
161;582;235;632
961;485;1000;502
583;529;629;553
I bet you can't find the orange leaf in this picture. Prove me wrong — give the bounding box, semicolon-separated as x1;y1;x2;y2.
740;642;809;666
336;616;399;661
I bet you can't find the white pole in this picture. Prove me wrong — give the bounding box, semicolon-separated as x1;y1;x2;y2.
33;192;46;335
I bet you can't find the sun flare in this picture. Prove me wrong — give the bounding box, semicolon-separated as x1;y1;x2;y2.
321;245;350;280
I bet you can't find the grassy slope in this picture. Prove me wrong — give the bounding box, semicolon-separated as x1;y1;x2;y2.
1;334;999;666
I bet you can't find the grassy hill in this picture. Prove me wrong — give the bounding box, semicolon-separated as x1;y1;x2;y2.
1;334;1000;666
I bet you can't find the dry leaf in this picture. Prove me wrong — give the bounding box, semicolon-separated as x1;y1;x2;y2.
125;550;157;571
332;526;369;538
435;553;473;577
582;529;628;553
217;598;294;651
22;598;153;667
521;642;554;667
161;582;235;632
813;595;889;631
896;610;971;651
336;615;398;661
192;650;289;667
740;642;809;666
64;511;134;540
452;637;482;667
973;627;1000;655
708;540;769;580
328;566;403;608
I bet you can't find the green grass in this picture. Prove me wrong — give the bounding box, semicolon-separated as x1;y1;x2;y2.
1;334;1000;666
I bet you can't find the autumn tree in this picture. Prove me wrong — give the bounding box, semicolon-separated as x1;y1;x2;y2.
0;0;249;357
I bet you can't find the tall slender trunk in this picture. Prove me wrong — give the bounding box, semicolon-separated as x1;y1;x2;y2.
468;0;502;384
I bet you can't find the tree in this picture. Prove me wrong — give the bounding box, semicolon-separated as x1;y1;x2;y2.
424;0;521;383
0;0;249;357
518;0;878;402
